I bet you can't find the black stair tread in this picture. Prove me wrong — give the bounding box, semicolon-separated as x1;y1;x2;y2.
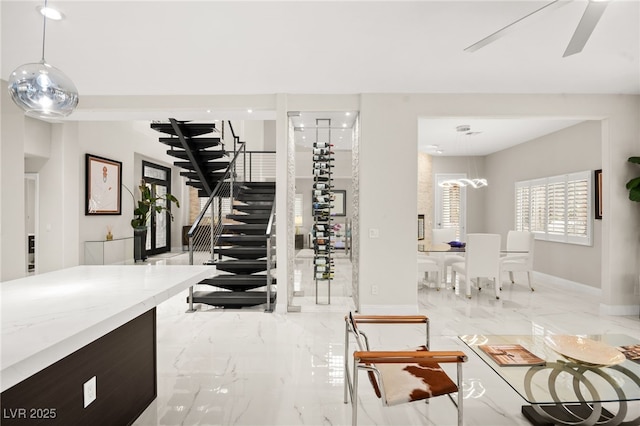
215;260;269;274
151;122;217;137
213;247;267;259
235;194;275;201
180;171;227;179
199;275;275;291
233;203;273;214
186;181;221;190
241;182;276;188
190;291;276;308
174;161;229;171
239;187;276;194
218;236;267;247
226;214;271;224
159;137;221;148
167;150;227;160
222;224;268;234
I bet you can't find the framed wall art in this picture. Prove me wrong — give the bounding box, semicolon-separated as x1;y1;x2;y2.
85;154;122;215
332;190;347;216
594;169;602;220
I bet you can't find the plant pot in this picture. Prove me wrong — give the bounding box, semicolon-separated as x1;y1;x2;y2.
133;227;148;262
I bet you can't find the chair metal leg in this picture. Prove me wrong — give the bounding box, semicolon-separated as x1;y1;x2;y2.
509;271;515;283
457;362;464;426
352;361;359;426
494;277;500;299
527;271;534;291
344;320;350;404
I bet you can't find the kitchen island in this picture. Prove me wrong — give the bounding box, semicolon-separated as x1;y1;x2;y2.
1;265;211;425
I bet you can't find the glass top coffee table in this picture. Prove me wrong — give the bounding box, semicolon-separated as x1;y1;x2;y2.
459;334;640;426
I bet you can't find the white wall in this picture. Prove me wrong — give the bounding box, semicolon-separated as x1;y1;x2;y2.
484;121;602;288
76;121;185;263
1;87;26;281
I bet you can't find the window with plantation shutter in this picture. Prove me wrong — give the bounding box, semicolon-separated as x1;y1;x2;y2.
514;171;592;246
435;174;466;240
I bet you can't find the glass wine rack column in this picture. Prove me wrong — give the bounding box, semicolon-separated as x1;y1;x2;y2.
312;118;334;304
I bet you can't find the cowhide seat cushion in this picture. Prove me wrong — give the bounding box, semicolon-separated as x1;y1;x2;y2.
375;347;458;406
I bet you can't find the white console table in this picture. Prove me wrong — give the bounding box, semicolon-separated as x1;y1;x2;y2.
84;237;134;265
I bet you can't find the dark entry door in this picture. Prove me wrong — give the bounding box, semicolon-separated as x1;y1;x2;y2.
142;161;172;255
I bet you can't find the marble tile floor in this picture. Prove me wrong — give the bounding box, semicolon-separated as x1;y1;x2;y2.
133;251;640;425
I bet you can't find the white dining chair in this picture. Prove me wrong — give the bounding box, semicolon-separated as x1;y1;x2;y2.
500;230;535;291
451;233;501;299
417;253;441;289
432;228;464;285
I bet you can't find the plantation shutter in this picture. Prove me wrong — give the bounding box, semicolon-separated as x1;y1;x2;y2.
515;183;530;231
530;181;547;234
514;171;592;246
441;185;461;239
546;179;566;237
566;173;589;240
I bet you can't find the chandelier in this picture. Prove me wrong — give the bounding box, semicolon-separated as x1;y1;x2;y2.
438;124;488;189
7;0;78;119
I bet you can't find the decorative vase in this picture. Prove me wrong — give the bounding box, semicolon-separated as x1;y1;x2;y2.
106;231;113;241
133;227;148;262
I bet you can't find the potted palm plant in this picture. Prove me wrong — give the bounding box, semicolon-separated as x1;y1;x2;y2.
123;179;180;261
626;157;640;202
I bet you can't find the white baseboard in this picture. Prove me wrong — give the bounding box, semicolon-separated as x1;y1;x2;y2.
600;303;640;317
533;272;601;297
359;304;418;315
535;272;640;316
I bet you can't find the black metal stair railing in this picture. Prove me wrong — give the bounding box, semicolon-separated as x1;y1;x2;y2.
265;202;276;312
186;141;247;312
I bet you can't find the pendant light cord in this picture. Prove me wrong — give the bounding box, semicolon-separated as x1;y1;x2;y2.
41;0;48;62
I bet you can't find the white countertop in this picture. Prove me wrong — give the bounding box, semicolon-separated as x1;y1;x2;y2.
1;264;212;392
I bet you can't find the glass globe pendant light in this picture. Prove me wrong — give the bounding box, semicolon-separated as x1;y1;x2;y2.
7;0;78;119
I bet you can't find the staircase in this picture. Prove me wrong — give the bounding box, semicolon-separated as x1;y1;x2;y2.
195;181;276;309
150;119;227;196
151;119;276;311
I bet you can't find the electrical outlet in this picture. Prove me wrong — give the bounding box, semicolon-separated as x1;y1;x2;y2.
371;285;379;295
83;376;96;408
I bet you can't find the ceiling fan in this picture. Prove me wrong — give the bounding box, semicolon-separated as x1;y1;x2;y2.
464;0;610;57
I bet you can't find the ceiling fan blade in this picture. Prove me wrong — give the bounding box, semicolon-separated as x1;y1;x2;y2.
465;0;572;53
563;0;609;57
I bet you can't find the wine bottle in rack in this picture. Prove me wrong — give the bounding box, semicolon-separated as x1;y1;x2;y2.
313;142;333;148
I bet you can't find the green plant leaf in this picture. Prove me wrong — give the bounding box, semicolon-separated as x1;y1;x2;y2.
626;177;640;190
628;156;640;165
630;187;640;202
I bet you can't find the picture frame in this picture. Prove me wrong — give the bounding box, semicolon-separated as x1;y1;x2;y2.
85;154;122;215
418;214;425;240
594;169;602;220
332;190;347;216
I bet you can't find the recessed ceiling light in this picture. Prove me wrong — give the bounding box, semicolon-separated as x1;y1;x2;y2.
345;112;351;116
302;136;306;139
206;109;211;113
342;123;347;128
37;5;63;20
247;109;253;113
436;150;444;154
